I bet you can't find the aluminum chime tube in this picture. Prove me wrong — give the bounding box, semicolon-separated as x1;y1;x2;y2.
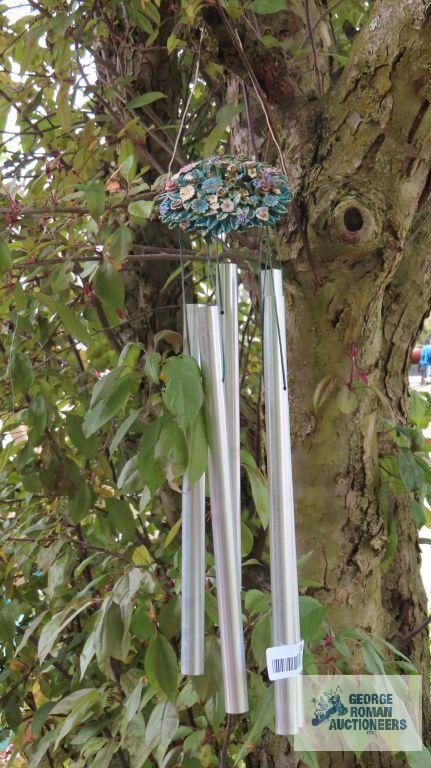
260;268;304;735
181;304;206;676
198;304;248;715
216;262;241;584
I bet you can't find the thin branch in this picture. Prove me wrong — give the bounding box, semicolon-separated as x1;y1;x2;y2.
219;715;234;768
0;193;153;218
302;0;324;95
168;28;204;175
300;0;347;48
401;614;431;643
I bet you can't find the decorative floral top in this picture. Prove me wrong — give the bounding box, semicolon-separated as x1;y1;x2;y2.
156;156;292;240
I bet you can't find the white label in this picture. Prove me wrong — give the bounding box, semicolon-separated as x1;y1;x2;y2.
266;640;304;681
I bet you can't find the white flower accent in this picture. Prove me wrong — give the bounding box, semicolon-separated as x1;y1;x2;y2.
256;206;269;221
180;184;195;201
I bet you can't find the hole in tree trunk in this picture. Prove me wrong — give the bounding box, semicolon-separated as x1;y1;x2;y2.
344;207;364;232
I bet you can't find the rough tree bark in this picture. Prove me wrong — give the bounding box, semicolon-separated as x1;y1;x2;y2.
96;1;431;766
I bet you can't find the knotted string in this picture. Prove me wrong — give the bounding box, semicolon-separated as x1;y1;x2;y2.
179;231;191;356
261;227;287;392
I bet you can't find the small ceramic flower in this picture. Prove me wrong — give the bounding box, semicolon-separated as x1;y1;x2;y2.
180;162;198;173
256;207;269;221
171;199;183;210
180;184;195;201
264;194;279;207
221;200;234;213
164;179;177;191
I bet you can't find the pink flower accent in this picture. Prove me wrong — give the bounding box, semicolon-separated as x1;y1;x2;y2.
179;162;198;174
164;180;177;191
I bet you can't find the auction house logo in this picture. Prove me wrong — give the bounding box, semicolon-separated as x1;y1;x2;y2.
294;675;423;752
311;685;407;734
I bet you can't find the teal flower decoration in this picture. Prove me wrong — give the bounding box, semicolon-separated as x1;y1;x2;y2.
155;156;292;240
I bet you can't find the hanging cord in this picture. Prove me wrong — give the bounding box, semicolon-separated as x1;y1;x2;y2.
242;80;258;160
274;227;283;272
216;239;224;316
262;227;287;392
206;241;213;304
179;231;191;356
258;231;267;342
215;238;226;383
168;28;204;176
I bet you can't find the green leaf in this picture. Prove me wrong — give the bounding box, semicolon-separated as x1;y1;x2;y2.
164;517;182;549
336;385;358;414
128;199;154;223
85;181;105;220
69;480;93;523
245;589;271;614
38;602;92;662
29;729;59;768
145;701;179;764
234;684;273;765
83;376;131;436
54;689;101;749
243;464;268;528
94;598;132;662
137;418;165;493
39;293;91;345
66;413;99;458
110;409;140;456
158;596;181;640
144;351;162;385
94;262;125;310
8;351;34;395
124;713;150;768
106;497;136;539
299;596;328;642
132;544;152;565
155;418;188;480
0;239;12;272
398;449;424;491
313;375;336;412
162;355;203;430
251;612;271;670
361;640;385;674
249;0;286;12
110;225;133;262
119;138;137;182
167;34;183;54
145;634;178;699
128;91;166;108
91;742;119;768
28;394;47;443
412;499;426;528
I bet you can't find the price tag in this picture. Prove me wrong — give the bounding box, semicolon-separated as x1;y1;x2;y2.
266;640;304;681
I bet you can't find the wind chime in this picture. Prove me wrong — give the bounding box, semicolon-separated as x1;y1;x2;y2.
156;155;304;733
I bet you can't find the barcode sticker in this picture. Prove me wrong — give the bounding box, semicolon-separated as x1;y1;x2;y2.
266;640;304;681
